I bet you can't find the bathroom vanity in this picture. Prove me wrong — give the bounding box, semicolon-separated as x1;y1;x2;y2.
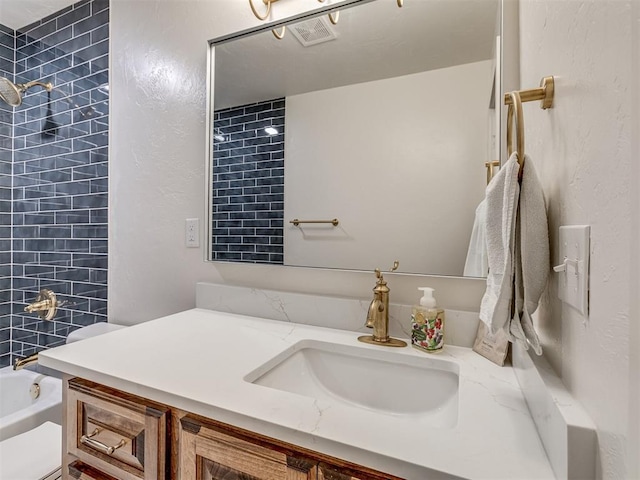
64;377;399;480
40;308;557;480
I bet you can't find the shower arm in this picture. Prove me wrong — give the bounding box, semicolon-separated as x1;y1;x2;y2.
16;80;53;93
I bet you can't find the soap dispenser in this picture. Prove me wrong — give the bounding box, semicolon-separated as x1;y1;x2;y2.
411;287;445;353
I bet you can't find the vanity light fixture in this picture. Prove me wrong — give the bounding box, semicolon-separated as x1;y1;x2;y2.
254;0;402;40
317;0;339;25
248;0;287;39
264;126;279;135
249;0;280;21
272;26;286;39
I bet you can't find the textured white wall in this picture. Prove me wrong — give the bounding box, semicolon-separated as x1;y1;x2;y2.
108;0;486;327
519;1;638;478
107;0;640;475
284;61;491;275
629;0;640;475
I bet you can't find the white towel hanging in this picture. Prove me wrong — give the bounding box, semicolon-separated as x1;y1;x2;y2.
479;152;520;334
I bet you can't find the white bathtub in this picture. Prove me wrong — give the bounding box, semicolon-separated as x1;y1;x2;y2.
0;366;62;442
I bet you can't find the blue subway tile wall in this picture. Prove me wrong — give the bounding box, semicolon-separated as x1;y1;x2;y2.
0;24;14;367
9;0;108;366
212;98;285;264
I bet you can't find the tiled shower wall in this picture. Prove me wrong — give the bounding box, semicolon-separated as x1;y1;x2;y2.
212;98;284;264
0;25;14;364
0;0;109;368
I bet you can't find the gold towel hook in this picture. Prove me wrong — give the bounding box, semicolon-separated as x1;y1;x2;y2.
397;0;403;6
504;75;555;180
249;0;278;21
504;76;555;110
272;26;286;39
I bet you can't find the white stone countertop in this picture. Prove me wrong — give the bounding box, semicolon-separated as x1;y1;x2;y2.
39;309;554;480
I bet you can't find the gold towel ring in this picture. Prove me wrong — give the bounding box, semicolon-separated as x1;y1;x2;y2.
506;91;525;178
249;0;274;21
272;26;286;39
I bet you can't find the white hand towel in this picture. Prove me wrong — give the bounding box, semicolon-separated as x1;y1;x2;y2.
510;155;549;354
479;153;520;333
463;199;488;277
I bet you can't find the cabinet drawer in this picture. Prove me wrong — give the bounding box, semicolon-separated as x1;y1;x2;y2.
66;378;169;480
179;415;317;480
68;460;118;480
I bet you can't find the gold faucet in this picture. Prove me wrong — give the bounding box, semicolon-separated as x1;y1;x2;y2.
358;261;407;348
24;289;59;321
13;353;39;371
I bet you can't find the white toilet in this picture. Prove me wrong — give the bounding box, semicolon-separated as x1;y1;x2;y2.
0;422;62;480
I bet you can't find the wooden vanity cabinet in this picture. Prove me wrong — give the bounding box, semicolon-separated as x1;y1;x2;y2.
65;378;170;480
63;378;402;480
175;414;401;480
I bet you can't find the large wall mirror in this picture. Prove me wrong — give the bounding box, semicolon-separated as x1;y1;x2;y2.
207;0;501;277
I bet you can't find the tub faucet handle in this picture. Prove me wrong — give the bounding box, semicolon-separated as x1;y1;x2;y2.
24;289;59;321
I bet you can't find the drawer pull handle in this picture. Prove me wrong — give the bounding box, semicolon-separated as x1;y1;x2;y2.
81;428;126;455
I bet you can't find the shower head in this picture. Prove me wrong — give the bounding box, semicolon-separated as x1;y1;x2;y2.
0;78;21;107
0;77;54;107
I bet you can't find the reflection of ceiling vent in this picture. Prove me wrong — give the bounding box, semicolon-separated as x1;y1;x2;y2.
290;16;338;47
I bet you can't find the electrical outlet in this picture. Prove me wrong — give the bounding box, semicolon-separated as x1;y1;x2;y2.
185;218;199;248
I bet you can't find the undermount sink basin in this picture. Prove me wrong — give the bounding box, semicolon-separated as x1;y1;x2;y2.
245;340;459;427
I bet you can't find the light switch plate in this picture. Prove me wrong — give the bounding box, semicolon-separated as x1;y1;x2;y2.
557;225;590;316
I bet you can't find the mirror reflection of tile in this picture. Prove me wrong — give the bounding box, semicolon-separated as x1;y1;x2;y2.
212;98;285;264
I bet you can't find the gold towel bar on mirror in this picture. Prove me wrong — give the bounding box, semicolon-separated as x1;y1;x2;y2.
290;218;339;227
504;76;555;178
485;160;500;185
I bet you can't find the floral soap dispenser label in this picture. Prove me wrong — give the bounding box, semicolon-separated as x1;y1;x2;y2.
411;308;444;352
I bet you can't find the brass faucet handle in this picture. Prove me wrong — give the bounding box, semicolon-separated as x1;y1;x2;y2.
373;261;399;281
24;289;59;321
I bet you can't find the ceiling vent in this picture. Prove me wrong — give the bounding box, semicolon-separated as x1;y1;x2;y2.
289;16;338;47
